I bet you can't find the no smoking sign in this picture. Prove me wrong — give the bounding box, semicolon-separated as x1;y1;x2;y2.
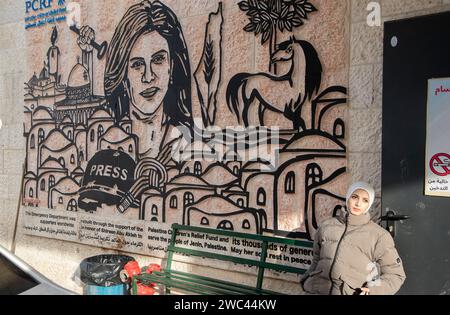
430;153;450;176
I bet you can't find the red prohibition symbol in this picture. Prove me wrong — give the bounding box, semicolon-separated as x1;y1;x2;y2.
430;153;450;176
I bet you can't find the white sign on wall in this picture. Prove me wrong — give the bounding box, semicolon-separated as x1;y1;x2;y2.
425;78;450;197
22;207;313;281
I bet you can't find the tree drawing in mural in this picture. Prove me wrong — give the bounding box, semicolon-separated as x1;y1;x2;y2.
23;0;348;242
238;0;317;74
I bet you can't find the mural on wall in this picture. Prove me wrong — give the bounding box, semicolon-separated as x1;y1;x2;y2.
23;0;348;242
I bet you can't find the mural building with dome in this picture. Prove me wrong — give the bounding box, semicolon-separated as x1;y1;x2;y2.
22;1;349;242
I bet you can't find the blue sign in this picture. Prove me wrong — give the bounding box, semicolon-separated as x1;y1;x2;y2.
24;0;67;30
25;0;65;14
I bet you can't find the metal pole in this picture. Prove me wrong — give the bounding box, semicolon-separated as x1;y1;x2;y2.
10;163;25;254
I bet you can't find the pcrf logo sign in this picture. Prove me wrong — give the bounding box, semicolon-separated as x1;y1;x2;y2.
25;0;65;14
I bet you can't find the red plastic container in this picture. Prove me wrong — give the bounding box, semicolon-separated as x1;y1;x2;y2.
136;283;156;295
145;264;161;274
120;261;141;283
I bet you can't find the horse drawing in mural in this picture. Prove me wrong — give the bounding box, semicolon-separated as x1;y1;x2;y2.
226;36;322;130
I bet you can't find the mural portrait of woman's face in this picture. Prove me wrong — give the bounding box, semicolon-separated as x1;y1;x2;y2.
127;31;171;117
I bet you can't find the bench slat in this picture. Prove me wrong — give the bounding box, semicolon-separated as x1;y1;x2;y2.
169;246;307;275
155;278;223;295
157;270;281;295
137;272;255;295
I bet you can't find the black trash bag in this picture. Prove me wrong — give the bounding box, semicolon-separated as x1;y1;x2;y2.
80;255;135;287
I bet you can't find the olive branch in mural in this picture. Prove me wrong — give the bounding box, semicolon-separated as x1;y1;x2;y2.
239;0;317;74
194;3;223;127
22;0;348;242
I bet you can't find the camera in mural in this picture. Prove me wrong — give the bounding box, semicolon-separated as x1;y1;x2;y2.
23;0;348;241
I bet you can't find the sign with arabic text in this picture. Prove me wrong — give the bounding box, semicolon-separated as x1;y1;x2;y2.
425;78;450;197
22;206;312;282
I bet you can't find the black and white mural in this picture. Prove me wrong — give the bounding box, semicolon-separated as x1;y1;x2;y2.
23;0;348;242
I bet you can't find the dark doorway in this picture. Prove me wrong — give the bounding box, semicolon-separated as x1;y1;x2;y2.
382;11;450;295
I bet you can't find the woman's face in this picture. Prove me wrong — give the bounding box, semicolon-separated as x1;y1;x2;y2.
348;189;370;216
127;30;171;115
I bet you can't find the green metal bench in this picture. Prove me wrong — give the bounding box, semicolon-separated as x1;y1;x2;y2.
131;224;313;295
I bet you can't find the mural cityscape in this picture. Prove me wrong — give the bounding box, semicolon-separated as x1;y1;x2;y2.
23;0;348;241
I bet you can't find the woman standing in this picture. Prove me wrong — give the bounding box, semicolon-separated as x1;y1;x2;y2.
300;182;406;295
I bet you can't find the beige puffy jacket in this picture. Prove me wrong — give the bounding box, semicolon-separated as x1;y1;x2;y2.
301;209;406;295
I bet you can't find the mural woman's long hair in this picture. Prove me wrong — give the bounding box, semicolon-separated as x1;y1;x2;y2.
104;0;193;129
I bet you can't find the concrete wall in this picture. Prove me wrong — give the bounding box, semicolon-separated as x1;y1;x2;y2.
0;0;26;251
1;0;450;294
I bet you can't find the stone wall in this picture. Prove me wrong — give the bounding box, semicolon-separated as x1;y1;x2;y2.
1;0;450;294
0;0;26;251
